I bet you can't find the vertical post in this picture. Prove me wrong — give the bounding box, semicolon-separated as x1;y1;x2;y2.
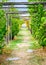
9;15;12;40
11;15;12;40
6;13;9;43
6;13;12;44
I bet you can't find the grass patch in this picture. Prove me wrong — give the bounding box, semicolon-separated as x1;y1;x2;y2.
29;40;41;49
8;39;22;50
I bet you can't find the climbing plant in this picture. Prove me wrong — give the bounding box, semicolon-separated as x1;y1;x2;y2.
38;17;46;48
0;10;6;54
11;18;19;39
0;0;8;54
8;6;23;39
28;0;46;48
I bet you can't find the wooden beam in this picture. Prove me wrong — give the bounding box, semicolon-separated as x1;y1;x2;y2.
0;2;46;5
6;10;46;14
6;11;37;14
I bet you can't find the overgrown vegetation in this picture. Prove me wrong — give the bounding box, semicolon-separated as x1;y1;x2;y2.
0;3;23;54
28;0;46;49
0;9;6;54
8;6;24;39
11;18;19;39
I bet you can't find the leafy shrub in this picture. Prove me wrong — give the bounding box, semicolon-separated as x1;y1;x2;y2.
11;18;19;39
0;10;6;54
38;19;46;48
28;0;46;48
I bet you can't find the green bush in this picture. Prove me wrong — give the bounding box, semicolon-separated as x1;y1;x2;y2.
38;19;46;48
0;10;6;54
28;0;46;48
11;18;19;39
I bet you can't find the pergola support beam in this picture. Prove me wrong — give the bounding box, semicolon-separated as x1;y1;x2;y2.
0;2;46;5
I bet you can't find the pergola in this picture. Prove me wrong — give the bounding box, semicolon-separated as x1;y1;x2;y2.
0;1;46;43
